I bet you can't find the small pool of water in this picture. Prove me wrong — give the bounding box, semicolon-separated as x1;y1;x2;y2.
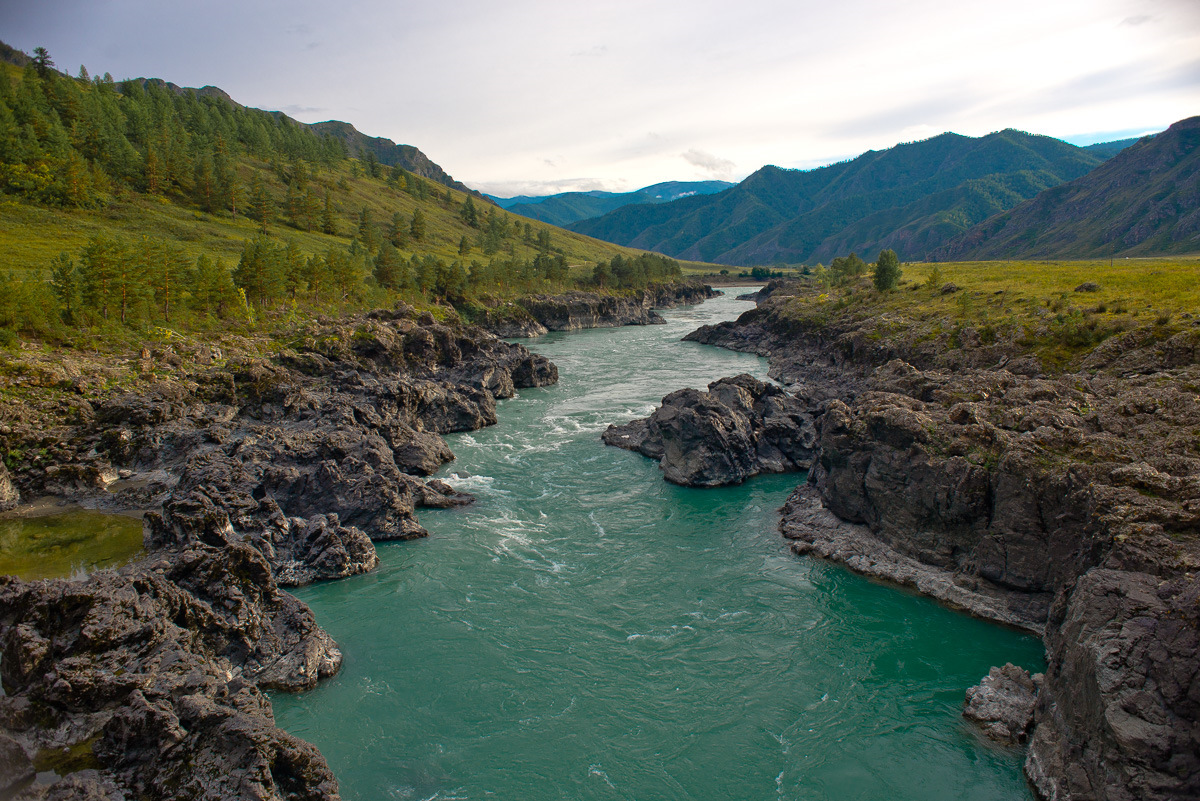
0;509;146;580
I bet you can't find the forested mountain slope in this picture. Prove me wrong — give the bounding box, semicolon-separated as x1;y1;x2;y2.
495;180;734;226
570;130;1104;265
936;117;1200;260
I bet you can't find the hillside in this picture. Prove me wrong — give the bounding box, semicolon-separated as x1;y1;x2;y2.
570;130;1104;265
0;45;681;346
1084;136;1144;159
307;120;476;195
935;117;1200;260
493;180;734;226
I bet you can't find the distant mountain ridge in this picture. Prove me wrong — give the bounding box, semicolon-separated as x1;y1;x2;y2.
936;116;1200;260
489;180;734;226
569;130;1104;265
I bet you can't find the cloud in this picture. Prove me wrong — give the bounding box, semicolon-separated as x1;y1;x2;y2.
681;149;736;179
1120;14;1152;26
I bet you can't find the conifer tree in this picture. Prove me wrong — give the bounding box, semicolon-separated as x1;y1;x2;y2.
410;207;426;241
321;193;336;235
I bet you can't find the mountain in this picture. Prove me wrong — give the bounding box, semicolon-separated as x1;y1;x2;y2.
569;131;1103;265
1084;136;1146;159
935;117;1200;260
490;180;734;227
307;120;476;195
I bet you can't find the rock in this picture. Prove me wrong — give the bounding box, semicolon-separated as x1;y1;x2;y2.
603;374;817;486
1027;569;1200;801
963;664;1041;744
0;306;565;799
0;462;18;511
478;284;717;337
0;733;34;797
0;541;342;799
1073;282;1101;292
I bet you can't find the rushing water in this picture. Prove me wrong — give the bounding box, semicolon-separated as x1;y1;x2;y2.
273;290;1044;801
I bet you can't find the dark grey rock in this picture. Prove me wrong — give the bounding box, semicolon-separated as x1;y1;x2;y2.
603;374;816;486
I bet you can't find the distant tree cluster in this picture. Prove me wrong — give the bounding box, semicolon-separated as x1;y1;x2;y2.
810;250;902;291
590;253;682;289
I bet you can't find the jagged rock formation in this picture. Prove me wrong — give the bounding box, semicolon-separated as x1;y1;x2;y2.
963;663;1042;744
0;304;558;799
660;283;1200;800
0;542;342;800
602;374;816;486
477;283;718;338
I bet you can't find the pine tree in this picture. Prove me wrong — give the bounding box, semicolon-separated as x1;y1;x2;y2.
873;249;902;291
49;253;81;323
321;193;336;235
248;174;274;231
410;207;426;241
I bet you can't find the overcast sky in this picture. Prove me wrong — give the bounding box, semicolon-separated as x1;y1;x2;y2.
3;0;1198;197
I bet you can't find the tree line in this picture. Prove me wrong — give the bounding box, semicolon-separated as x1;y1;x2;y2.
0;50;343;209
0;231;688;344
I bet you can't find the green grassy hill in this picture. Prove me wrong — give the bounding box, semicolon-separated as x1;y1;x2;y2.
0;50;692;348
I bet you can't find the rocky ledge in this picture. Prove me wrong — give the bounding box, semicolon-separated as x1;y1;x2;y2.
477;283;718;337
631;280;1200;800
0;304;558;799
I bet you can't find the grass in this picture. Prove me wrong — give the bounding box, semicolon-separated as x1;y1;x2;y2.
772;256;1200;371
0;148;730;295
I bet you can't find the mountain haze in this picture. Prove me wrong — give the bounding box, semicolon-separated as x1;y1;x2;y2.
936;116;1200;260
570;131;1104;265
492;181;734;227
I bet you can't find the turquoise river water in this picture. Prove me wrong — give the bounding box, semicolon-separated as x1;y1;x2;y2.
272;289;1045;801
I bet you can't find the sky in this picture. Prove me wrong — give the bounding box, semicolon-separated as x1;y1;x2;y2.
2;0;1198;197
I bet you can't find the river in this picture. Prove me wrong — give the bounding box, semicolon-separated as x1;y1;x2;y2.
272;289;1044;801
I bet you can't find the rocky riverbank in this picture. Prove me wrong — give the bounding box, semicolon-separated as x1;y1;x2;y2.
617;278;1200;800
0;304;557;799
475;282;718;337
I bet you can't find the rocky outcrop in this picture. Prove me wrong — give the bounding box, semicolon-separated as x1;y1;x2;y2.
478;283;718;337
1027;569;1200;801
671;281;1200;799
2;305;557;584
0;303;560;799
0;542;342;800
603;374;817;486
964;664;1042;744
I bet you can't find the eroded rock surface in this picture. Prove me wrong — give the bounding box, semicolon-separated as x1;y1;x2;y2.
964;663;1042;744
477;283;718;337
0;543;342;800
0;304;560;799
603;374;816;486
